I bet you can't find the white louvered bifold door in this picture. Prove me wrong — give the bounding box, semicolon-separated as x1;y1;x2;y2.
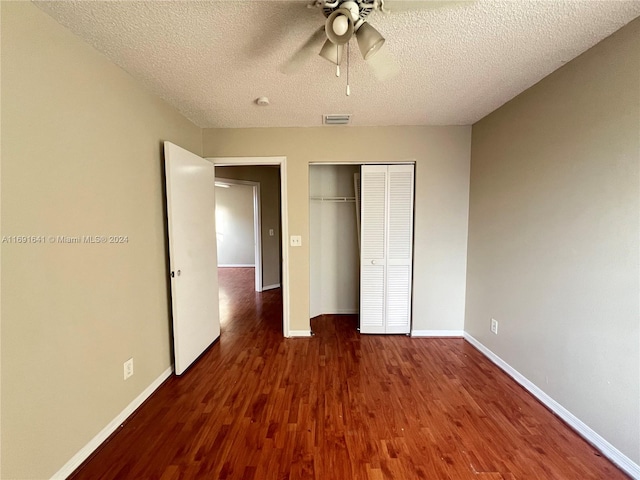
385;165;414;333
360;166;387;333
360;164;414;334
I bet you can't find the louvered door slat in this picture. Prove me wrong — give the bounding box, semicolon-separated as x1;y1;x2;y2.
360;165;388;333
360;169;386;260
385;165;414;334
360;265;385;333
385;265;412;333
388;167;414;261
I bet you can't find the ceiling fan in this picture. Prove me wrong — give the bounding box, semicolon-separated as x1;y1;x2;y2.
314;0;385;64
282;0;471;93
281;0;387;78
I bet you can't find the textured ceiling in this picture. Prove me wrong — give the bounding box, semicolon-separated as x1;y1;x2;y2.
35;0;640;128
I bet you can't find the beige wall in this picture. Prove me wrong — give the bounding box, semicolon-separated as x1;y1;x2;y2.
1;3;202;478
203;126;472;333
466;18;640;463
215;183;256;266
215;166;282;288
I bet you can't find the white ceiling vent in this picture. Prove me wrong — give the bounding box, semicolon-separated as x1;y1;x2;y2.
323;114;351;125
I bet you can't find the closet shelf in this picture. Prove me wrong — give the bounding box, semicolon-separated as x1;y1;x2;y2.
310;196;356;203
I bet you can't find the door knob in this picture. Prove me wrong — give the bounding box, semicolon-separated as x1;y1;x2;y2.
371;260;376;265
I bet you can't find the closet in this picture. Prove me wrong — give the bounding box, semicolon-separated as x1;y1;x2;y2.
309;165;360;317
309;163;415;334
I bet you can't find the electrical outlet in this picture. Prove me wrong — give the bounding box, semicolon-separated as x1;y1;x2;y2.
290;235;302;247
490;318;498;335
269;229;274;236
124;358;134;380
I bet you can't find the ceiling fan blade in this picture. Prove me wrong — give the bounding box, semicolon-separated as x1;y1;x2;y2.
368;48;400;81
380;0;474;14
244;3;311;60
280;26;326;74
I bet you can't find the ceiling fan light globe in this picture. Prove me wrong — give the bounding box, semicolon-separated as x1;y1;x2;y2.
319;39;344;65
356;22;385;60
332;16;349;36
363;40;384;59
325;8;354;45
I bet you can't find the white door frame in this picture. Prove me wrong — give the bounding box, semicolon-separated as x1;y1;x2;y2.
215;177;263;292
209;156;290;337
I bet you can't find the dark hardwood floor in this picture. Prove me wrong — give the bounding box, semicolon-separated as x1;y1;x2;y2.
70;267;628;479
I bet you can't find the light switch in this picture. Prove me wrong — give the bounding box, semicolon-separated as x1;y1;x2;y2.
290;235;302;247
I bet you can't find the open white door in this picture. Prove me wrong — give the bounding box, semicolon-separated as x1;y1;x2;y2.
164;142;220;375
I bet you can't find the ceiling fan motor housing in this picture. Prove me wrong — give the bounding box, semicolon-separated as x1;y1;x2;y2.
322;0;375;22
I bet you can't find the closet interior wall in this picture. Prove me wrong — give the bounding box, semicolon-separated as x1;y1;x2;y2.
309;164;360;318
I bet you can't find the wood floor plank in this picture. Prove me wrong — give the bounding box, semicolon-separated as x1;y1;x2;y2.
69;267;630;479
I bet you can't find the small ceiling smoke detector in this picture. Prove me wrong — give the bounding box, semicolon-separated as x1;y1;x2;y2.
255;96;270;106
323;114;351;125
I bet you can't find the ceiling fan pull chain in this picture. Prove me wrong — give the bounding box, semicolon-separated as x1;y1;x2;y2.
346;41;351;96
336;44;340;77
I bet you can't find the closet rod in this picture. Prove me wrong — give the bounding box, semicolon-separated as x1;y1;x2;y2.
310;196;356;203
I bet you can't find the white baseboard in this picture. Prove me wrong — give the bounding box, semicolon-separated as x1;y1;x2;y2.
218;264;255;268
51;366;173;479
288;330;312;337
463;333;640;480
262;283;280;291
411;330;464;337
312;309;358;315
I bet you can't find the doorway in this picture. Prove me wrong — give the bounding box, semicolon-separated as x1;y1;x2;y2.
210;157;290;336
309;162;415;335
309;164;360;318
215;177;263;292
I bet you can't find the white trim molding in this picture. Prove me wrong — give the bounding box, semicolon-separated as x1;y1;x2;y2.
288;330;312;337
411;330;464;337
313;309;359;315
218;264;256;268
51;367;173;479
262;283;281;291
464;333;640;480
